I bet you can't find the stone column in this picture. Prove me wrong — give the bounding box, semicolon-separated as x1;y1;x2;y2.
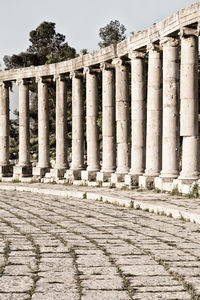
0;81;12;177
139;44;162;188
111;58;129;184
81;67;100;182
51;75;68;179
71;71;84;170
125;51;146;186
66;71;84;182
33;77;50;177
160;37;180;179
97;63;116;182
14;79;32;178
179;29;199;180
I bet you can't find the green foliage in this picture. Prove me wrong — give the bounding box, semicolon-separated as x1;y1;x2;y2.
98;20;126;48
79;49;88;55
4;22;76;159
4;21;76;68
188;183;199;199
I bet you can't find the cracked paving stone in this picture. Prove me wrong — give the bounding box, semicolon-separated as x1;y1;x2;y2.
0;276;32;292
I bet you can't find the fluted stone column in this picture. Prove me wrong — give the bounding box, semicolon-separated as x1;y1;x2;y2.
97;63;116;182
111;58;129;185
0;82;12;177
179;30;199;180
81;67;100;181
33;77;50;177
160;37;180;179
65;71;84;182
125;51;146;186
51;75;68;179
139;44;162;188
14;79;32;178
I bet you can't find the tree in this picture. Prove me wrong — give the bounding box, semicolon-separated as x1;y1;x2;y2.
4;22;76;160
4;21;76;69
98;20;126;48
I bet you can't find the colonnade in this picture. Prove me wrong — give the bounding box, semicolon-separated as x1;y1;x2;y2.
0;27;199;191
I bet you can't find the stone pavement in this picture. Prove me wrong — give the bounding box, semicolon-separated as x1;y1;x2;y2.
0;184;199;299
0;182;200;224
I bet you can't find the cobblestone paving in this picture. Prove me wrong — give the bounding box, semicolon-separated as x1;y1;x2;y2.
0;190;199;299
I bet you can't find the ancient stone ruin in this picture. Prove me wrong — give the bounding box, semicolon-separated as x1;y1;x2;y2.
0;2;200;194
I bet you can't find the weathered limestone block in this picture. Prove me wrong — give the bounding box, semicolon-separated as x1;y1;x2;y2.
144;45;162;177
179;31;199;180
100;63;116;175
17;79;30;167
112;58;130;174
96;171;112;182
33;77;50;177
81;170;97;182
125;174;139;186
54;75;68;170
37;77;50;168
85;68;100;172
180;136;200;179
65;169;82;182
180;35;198;137
139;175;155;190
14;79;32;178
0;165;13;178
50;168;66;179
13;166;32;179
160;40;180;179
0;82;10;166
32;167;50;177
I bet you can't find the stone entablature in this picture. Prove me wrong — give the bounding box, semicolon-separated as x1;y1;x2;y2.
0;2;200;194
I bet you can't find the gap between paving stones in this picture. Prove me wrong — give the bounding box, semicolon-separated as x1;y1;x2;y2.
0;183;199;225
0;188;200;299
1;191;196;299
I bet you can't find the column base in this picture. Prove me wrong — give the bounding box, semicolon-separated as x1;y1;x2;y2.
87;166;100;172
65;169;82;182
50;168;66;179
111;173;126;184
13;165;32;179
154;176;175;192
124;174;139;187
160;172;179;179
32;167;50;177
178;172;200;181
81;170;97;182
0;165;13;177
173;178;199;195
139;175;155;190
96;172;112;183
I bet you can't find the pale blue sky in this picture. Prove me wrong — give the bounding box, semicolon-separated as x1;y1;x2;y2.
0;0;197;115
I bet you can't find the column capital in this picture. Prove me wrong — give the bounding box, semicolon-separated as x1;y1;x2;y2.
0;81;12;89
112;57;129;66
16;78;30;86
128;50;145;60
54;74;68;82
160;37;180;47
35;76;52;84
83;66;100;76
180;26;199;38
100;62;115;71
147;43;162;53
70;71;83;79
